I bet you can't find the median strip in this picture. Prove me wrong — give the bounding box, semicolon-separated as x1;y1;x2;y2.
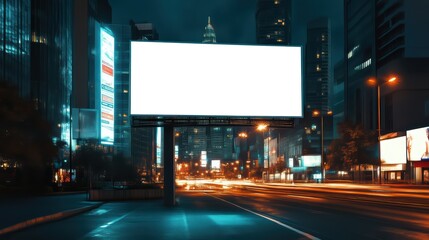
0;202;104;236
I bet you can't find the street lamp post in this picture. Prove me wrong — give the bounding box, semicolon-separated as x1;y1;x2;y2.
368;76;397;184
312;110;332;183
257;124;269;182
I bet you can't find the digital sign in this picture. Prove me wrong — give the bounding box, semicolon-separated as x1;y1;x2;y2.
130;41;302;118
100;28;114;145
211;160;221;170
380;136;407;164
406;126;429;161
301;155;321;167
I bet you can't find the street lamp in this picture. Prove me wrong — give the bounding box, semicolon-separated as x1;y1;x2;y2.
312;110;333;183
367;75;398;184
257;124;270;181
238;132;249;178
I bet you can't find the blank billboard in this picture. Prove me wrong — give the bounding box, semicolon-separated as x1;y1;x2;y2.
130;41;302;118
301;155;321;167
380;136;406;164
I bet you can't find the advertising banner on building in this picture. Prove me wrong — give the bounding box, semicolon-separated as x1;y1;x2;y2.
100;28;114;145
380;136;406;164
406;126;429;161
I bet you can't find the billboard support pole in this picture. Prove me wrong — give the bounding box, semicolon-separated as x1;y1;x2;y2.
164;125;176;206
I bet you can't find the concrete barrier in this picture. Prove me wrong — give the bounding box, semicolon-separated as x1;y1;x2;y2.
89;189;163;201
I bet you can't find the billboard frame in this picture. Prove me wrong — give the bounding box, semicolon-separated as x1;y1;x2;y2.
129;41;303;122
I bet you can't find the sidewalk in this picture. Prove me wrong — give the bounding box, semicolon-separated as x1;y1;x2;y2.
0;192;103;236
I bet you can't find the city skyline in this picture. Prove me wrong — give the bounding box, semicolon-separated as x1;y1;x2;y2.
108;0;344;65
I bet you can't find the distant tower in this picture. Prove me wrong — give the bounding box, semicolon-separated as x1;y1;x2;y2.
305;17;331;114
203;16;216;43
256;0;291;45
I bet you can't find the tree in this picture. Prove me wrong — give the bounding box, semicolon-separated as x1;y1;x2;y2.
108;153;138;185
0;81;57;191
73;139;105;188
327;121;378;172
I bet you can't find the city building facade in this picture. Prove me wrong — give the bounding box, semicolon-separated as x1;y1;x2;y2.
256;0;291;45
129;21;159;182
345;0;429;183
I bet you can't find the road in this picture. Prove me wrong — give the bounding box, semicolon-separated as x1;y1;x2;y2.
4;182;429;239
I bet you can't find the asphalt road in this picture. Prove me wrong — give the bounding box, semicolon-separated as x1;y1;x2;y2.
4;183;429;240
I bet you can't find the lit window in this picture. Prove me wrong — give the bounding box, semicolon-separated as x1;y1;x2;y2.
316;53;320;59
347;45;360;59
123;89;128;93
316;65;321;71
274;0;280;4
277;39;283;42
354;58;372;71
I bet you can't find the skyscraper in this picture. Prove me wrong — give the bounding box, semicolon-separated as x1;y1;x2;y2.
129;21;159;181
0;0;31;97
256;0;291;45
202;16;216;43
344;0;377;130
73;0;112;109
305;17;331;114
302;17;333;157
374;0;429;132
108;24;131;157
345;0;429;133
31;0;73;144
130;21;159;41
345;0;429;183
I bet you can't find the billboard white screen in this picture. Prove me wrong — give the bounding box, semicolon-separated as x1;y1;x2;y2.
406;126;429;161
130;41;302;117
301;155;321;167
100;28;114;145
211;160;221;170
380;136;407;164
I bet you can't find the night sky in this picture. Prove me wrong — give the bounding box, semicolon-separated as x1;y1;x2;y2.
108;0;344;65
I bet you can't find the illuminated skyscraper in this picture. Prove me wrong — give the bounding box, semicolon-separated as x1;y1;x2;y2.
0;0;31;97
108;24;131;157
256;0;291;45
302;17;333;157
305;17;331;114
202;16;216;43
31;0;73;144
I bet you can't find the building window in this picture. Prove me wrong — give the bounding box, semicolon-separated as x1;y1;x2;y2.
347;45;360;59
354;58;372;71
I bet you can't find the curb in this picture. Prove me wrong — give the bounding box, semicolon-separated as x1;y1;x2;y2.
0;202;104;236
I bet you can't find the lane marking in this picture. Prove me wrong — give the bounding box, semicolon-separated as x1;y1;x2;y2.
83;213;129;238
86;209;110;216
208;194;321;240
